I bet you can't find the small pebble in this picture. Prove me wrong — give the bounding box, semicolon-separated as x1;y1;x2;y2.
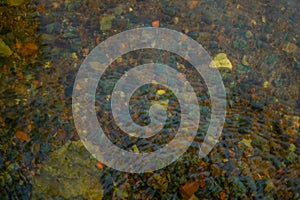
173;17;179;24
245;30;253;39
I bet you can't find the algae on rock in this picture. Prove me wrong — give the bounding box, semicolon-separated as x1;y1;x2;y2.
31;141;104;199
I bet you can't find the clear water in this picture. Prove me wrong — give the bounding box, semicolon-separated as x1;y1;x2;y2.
0;0;299;199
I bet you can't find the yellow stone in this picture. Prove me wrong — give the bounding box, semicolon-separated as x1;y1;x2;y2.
116;57;123;63
119;91;125;98
173;17;179;25
242;55;250;66
156;89;166;95
262;16;267;23
176;62;185;69
251;19;257;25
132;145;139;153
210;53;233;70
71;52;78;59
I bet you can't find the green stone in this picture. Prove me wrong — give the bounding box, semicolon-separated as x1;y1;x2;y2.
31;141;104;199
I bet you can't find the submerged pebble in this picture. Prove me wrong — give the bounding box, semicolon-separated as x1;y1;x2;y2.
210;53;233;70
100;15;115;31
232;39;248;50
32;141;104;199
0;39;13;57
7;0;24;6
245;30;254;39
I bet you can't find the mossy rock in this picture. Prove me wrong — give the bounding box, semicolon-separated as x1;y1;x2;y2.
31;141;104;199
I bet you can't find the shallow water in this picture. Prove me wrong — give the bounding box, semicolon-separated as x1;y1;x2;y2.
0;0;299;199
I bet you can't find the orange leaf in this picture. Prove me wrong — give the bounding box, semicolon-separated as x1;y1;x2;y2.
189;1;198;10
152;20;160;28
180;180;200;199
15;131;30;142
